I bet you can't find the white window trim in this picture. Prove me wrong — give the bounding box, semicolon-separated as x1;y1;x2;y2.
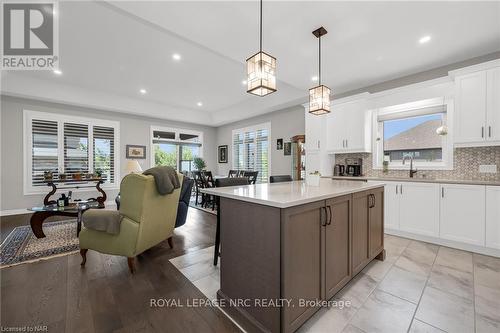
372;98;454;171
231;122;272;181
149;125;204;169
23;110;120;195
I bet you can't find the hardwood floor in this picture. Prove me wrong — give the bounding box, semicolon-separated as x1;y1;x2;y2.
0;208;240;333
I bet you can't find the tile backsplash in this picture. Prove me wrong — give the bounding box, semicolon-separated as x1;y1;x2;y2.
335;147;500;181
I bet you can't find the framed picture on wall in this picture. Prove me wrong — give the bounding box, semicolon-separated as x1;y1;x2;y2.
284;142;292;156
277;138;283;150
218;145;228;163
126;145;146;159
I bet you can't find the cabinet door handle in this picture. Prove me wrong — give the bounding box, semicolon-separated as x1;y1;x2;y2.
400;184;403;195
489;126;492;138
320;206;326;226
482;126;484;138
441;187;444;198
372;194;376;207
327;205;332;225
396;185;398;194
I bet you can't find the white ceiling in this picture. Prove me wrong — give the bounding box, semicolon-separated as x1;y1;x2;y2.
2;1;499;126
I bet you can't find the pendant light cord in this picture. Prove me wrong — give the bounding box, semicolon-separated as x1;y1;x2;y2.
260;0;263;52
318;35;321;85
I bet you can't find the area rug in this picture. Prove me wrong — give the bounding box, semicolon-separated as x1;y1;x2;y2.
0;220;79;268
189;197;217;215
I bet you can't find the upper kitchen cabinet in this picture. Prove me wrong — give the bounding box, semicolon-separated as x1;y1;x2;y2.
305;107;326;151
326;96;372;153
454;66;500;147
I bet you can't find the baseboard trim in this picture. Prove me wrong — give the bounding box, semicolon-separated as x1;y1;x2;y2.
385;228;500;258
0;201;117;218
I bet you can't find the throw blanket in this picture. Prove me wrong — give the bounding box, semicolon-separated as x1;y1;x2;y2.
82;210;123;235
143;166;180;195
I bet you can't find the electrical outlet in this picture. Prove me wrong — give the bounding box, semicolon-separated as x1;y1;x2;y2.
479;165;497;173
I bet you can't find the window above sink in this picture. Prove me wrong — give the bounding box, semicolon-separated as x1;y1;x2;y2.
373;97;454;170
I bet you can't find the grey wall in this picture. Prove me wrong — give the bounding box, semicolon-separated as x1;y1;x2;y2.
215;105;305;177
0;95;217;211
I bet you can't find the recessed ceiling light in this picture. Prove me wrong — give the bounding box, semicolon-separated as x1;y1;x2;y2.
242;80;247;85
419;35;431;44
197;102;203;107
53;69;62;75
139;89;147;94
311;76;318;82
172;53;181;61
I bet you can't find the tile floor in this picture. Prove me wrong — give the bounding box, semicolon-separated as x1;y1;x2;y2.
170;235;500;333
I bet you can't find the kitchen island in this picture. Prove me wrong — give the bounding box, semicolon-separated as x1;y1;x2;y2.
202;179;386;333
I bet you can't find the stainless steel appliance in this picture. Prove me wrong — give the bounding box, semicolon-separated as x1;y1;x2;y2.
345;158;362;176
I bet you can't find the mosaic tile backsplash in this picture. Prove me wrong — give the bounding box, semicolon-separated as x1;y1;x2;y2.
335;147;500;181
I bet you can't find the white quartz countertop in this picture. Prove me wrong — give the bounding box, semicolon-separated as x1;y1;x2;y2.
329;176;500;186
201;179;385;208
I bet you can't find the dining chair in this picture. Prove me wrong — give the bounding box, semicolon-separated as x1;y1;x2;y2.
269;175;293;183
192;171;205;205
213;177;249;266
228;169;239;178
242;171;259;184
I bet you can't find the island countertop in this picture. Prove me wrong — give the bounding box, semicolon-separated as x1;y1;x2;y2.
201;178;385;208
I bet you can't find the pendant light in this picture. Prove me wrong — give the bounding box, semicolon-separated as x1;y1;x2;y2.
246;0;276;96
309;27;331;115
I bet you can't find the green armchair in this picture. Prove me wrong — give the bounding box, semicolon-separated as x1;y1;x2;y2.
79;172;183;273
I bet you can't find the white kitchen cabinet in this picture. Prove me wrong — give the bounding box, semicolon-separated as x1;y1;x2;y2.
440;184;486;246
487;67;500;142
383;182;400;230
305;108;325;151
326;99;372;153
454;68;500;146
486;186;500;249
381;181;439;236
399;183;440;237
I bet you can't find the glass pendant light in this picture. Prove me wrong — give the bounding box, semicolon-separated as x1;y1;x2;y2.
309;27;331;115
246;0;276;96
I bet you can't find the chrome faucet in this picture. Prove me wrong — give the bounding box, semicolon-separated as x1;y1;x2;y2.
402;155;418;178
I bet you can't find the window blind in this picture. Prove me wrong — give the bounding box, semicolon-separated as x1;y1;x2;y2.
32;119;58;186
64;123;89;176
93;126;115;182
232;125;270;183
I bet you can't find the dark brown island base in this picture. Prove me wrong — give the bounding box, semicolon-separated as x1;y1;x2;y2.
202;179;386;333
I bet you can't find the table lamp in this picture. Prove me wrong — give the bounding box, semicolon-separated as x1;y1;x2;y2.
126;160;142;174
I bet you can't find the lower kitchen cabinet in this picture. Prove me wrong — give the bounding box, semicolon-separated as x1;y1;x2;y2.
281;188;385;332
324;195;352;300
384;182;400;230
440;184;486;246
369;187;384;258
380;181;440;236
281;201;323;333
486;186;500;249
399;182;440;237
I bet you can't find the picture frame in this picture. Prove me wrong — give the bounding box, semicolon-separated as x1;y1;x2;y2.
277;138;283;150
284;142;292;156
218;145;228;163
126;145;146;159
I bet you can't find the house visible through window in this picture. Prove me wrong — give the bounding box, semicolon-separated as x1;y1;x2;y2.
374;99;452;170
232;123;270;183
25;111;119;194
383;113;443;162
151;127;203;173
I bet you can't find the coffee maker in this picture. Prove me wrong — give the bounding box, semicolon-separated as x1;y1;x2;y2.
345;158;362;177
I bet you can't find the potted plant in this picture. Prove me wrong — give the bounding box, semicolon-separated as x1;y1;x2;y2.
94;168;103;179
306;171;321;186
43;170;53;181
193;157;207;171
